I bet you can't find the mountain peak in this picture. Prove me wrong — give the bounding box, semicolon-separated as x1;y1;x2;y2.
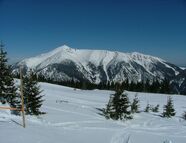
52;45;77;54
60;44;71;50
54;44;72;50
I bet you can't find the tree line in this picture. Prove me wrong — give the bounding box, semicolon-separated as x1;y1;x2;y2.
21;73;172;94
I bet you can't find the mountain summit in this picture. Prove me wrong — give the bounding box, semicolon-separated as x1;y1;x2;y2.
12;45;186;94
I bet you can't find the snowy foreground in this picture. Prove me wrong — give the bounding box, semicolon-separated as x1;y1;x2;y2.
0;82;186;143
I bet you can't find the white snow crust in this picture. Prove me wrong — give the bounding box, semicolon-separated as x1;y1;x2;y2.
0;81;186;143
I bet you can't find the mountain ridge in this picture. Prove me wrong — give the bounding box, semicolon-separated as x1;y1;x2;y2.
12;45;186;94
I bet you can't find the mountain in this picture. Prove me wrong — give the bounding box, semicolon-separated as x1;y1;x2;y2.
12;45;186;94
171;69;186;94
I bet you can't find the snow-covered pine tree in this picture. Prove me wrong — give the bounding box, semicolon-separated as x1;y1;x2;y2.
131;93;140;113
162;96;176;118
23;71;45;115
0;43;20;114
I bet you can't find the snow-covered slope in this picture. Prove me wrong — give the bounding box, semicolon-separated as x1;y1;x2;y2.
180;67;186;70
0;82;186;143
13;45;183;83
12;45;186;94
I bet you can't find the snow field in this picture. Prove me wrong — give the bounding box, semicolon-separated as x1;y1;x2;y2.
0;82;186;143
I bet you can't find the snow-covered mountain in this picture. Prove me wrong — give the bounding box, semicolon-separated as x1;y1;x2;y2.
12;45;186;94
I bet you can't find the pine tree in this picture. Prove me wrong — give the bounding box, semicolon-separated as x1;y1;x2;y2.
5;72;21;115
119;92;132;120
0;43;8;103
105;89;132;120
152;104;159;112
105;94;117;119
160;79;171;94
23;71;45;115
131;93;140;113
162;97;176;118
111;89;123;120
144;102;150;112
144;79;150;92
0;43;20;114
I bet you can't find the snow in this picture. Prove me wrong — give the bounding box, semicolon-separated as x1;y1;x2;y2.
20;45;165;71
180;67;186;70
14;45;183;84
160;61;180;76
0;82;186;143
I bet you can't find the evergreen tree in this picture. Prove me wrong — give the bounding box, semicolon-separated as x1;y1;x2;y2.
136;82;143;92
105;89;132;120
119;92;132;120
125;79;129;90
129;81;135;91
5;71;21;114
152;104;159;112
144;79;150;92
144;102;150;112
153;79;161;93
0;43;20;113
81;81;87;90
23;71;45;115
162;97;176;118
0;43;8;103
160;79;171;94
131;93;140;113
105;94;117;119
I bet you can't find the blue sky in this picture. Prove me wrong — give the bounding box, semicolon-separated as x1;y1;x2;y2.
0;0;186;66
